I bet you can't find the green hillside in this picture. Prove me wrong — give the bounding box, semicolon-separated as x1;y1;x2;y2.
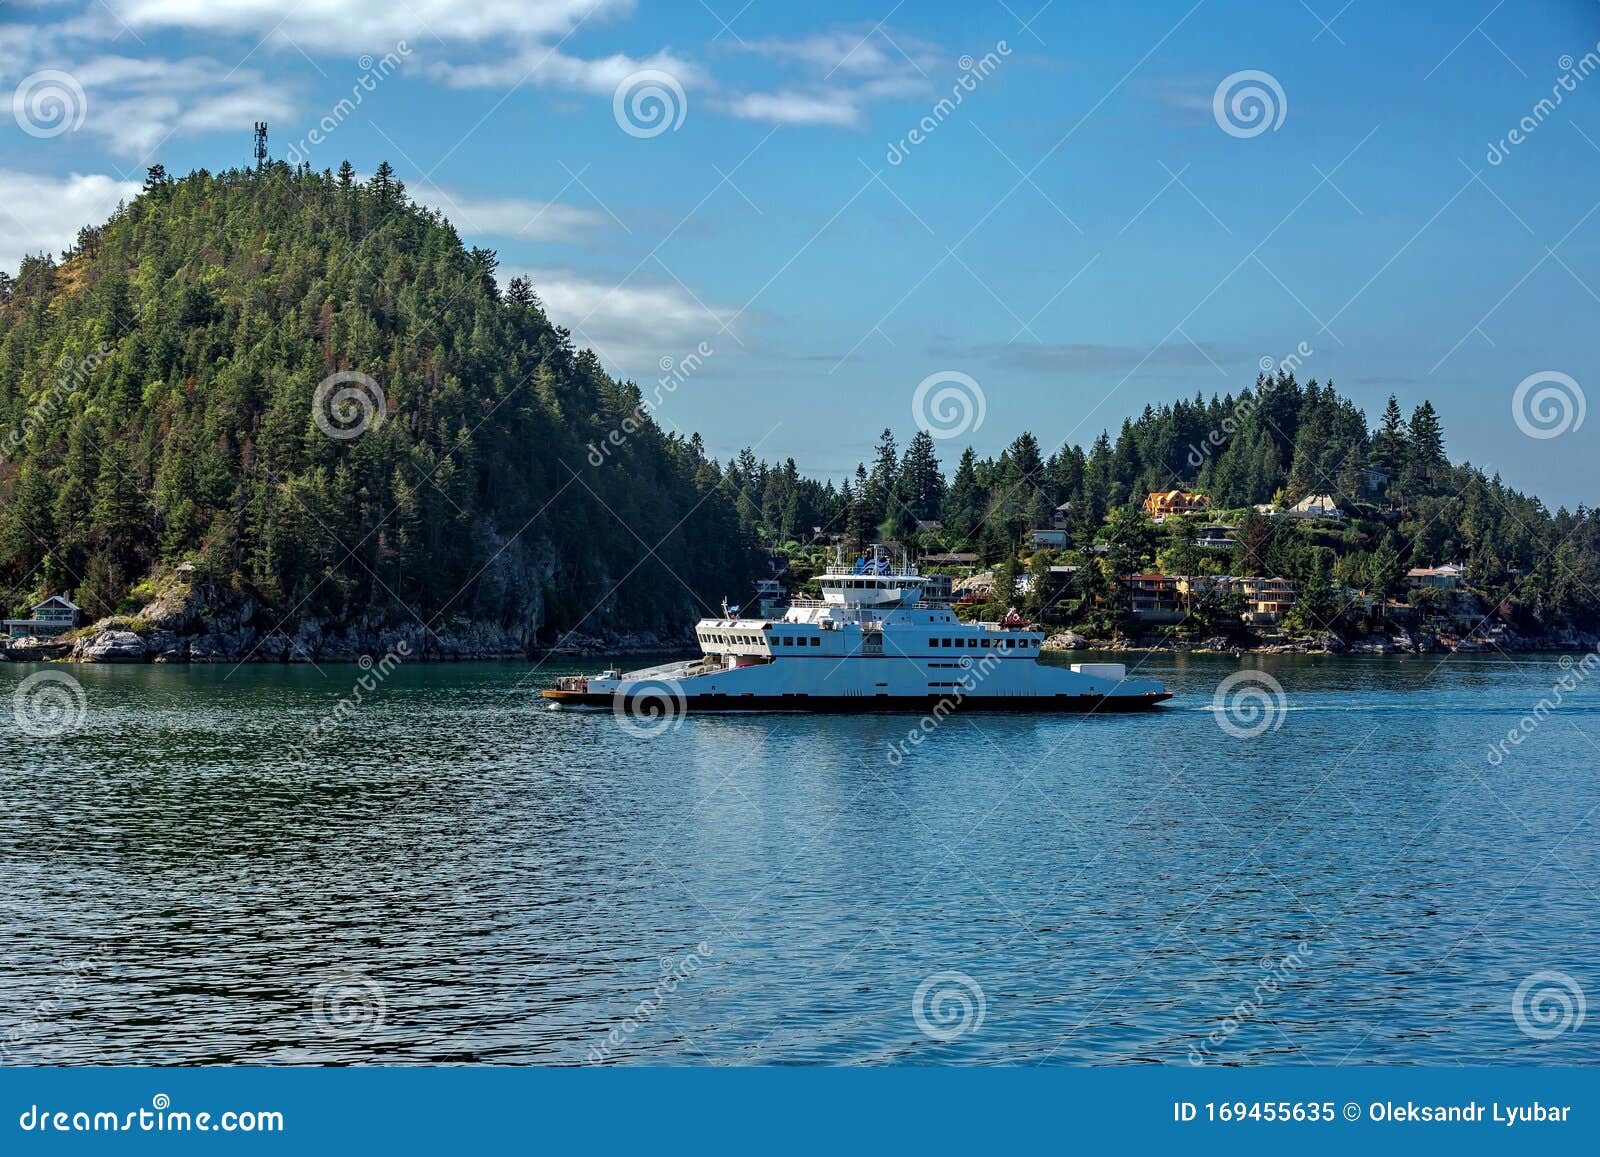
0;162;760;652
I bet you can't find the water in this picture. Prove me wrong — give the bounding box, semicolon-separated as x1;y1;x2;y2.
3;652;1597;1065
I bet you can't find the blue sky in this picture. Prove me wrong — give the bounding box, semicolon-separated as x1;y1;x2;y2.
2;0;1598;506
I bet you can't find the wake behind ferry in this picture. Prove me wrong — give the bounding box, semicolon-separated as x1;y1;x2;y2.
543;549;1171;713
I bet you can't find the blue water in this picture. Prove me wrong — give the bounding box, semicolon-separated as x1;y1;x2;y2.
2;652;1597;1065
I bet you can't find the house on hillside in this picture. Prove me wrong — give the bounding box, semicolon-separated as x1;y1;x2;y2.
1143;490;1209;520
5;594;82;638
1288;494;1343;520
1407;563;1464;592
1192;525;1238;550
1030;528;1069;551
1050;501;1074;530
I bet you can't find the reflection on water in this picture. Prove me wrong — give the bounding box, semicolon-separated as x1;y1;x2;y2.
2;652;1597;1065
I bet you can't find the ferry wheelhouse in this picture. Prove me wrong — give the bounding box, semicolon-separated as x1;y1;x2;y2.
543;550;1170;713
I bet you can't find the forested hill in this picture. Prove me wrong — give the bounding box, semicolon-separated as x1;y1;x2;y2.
723;380;1600;637
0;161;761;654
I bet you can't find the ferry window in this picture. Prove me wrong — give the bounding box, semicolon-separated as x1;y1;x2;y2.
981;638;991;647
810;636;820;646
929;638;938;647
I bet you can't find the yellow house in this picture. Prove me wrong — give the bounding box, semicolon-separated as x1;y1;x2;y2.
1144;490;1209;519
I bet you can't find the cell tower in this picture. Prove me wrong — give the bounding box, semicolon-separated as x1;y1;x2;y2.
253;122;268;168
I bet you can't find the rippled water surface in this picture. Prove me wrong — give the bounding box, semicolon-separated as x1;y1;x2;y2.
3;652;1598;1065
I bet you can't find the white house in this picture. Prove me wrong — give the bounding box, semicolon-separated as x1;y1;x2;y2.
1407;563;1465;592
5;594;82;638
1289;494;1343;520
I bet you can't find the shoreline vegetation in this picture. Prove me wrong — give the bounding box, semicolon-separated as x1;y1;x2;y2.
2;162;1596;667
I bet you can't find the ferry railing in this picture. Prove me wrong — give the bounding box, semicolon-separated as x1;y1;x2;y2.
621;658;701;680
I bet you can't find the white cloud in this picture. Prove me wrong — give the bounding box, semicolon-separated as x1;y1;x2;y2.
739;31;936;77
9;52;296;159
505;265;734;377
428;46;702;94
105;0;630;53
410;187;604;241
0;170;142;271
718;27;935;128
719;90;862;128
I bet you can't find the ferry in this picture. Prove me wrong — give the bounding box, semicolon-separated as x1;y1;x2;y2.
542;550;1171;714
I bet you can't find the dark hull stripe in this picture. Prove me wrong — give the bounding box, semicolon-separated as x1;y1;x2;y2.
541;691;1172;713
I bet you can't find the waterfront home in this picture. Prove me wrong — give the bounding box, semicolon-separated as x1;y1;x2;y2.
1407;563;1464;591
1030;528;1069;551
1234;576;1297;623
5;594;82;638
1122;573;1186;623
921;550;979;569
1143;489;1209;520
1184;575;1298;624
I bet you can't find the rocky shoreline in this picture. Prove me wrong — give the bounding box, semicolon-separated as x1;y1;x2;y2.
0;574;693;665
1040;629;1599;656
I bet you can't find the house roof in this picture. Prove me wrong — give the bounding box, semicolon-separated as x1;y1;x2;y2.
33;594;80;611
1291;493;1340;510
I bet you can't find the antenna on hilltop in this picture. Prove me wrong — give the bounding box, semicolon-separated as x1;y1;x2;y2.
253;122;269;168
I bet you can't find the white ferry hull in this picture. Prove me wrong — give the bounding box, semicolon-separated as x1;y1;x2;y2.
543;654;1170;712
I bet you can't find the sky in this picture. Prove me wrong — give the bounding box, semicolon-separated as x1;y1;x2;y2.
2;0;1598;508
